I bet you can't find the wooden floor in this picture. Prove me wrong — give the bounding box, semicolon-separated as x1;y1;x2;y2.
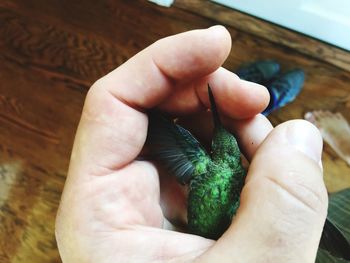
0;0;349;262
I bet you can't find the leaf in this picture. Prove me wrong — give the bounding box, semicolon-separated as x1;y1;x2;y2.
328;188;350;241
317;188;350;262
319;218;350;260
317;248;349;263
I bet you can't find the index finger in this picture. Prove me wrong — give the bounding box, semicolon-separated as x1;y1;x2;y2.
70;26;233;174
70;26;268;177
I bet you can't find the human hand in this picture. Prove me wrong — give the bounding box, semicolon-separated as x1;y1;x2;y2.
55;26;327;262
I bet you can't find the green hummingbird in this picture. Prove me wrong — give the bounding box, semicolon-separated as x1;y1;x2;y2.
146;85;246;239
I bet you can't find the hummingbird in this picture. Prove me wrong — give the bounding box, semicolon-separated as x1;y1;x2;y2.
146;85;246;239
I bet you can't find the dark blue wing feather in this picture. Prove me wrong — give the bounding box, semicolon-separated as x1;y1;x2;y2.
146;112;209;184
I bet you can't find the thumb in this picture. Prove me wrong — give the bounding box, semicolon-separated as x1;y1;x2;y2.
201;120;328;262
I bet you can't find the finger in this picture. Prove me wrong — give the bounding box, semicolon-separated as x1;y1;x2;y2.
201;120;327;262
72;26;232;176
201;67;269;119
95;25;232;110
178;113;273;161
158;67;269;118
225;114;273;160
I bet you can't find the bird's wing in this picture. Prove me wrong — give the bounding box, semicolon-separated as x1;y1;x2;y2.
146;111;210;185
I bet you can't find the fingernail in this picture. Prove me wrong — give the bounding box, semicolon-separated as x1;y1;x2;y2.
287;121;323;165
208;25;227;33
209;25;223;30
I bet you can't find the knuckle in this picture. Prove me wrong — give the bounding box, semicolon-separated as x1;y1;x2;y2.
250;148;328;216
265;169;328;215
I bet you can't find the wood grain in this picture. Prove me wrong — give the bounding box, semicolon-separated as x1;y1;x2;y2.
0;0;349;262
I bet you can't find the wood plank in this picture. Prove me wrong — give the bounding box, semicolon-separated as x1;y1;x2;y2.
0;1;216;84
0;8;124;84
174;0;350;72
0;55;85;262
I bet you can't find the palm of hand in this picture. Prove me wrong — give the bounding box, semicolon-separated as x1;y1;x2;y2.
57;131;214;262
